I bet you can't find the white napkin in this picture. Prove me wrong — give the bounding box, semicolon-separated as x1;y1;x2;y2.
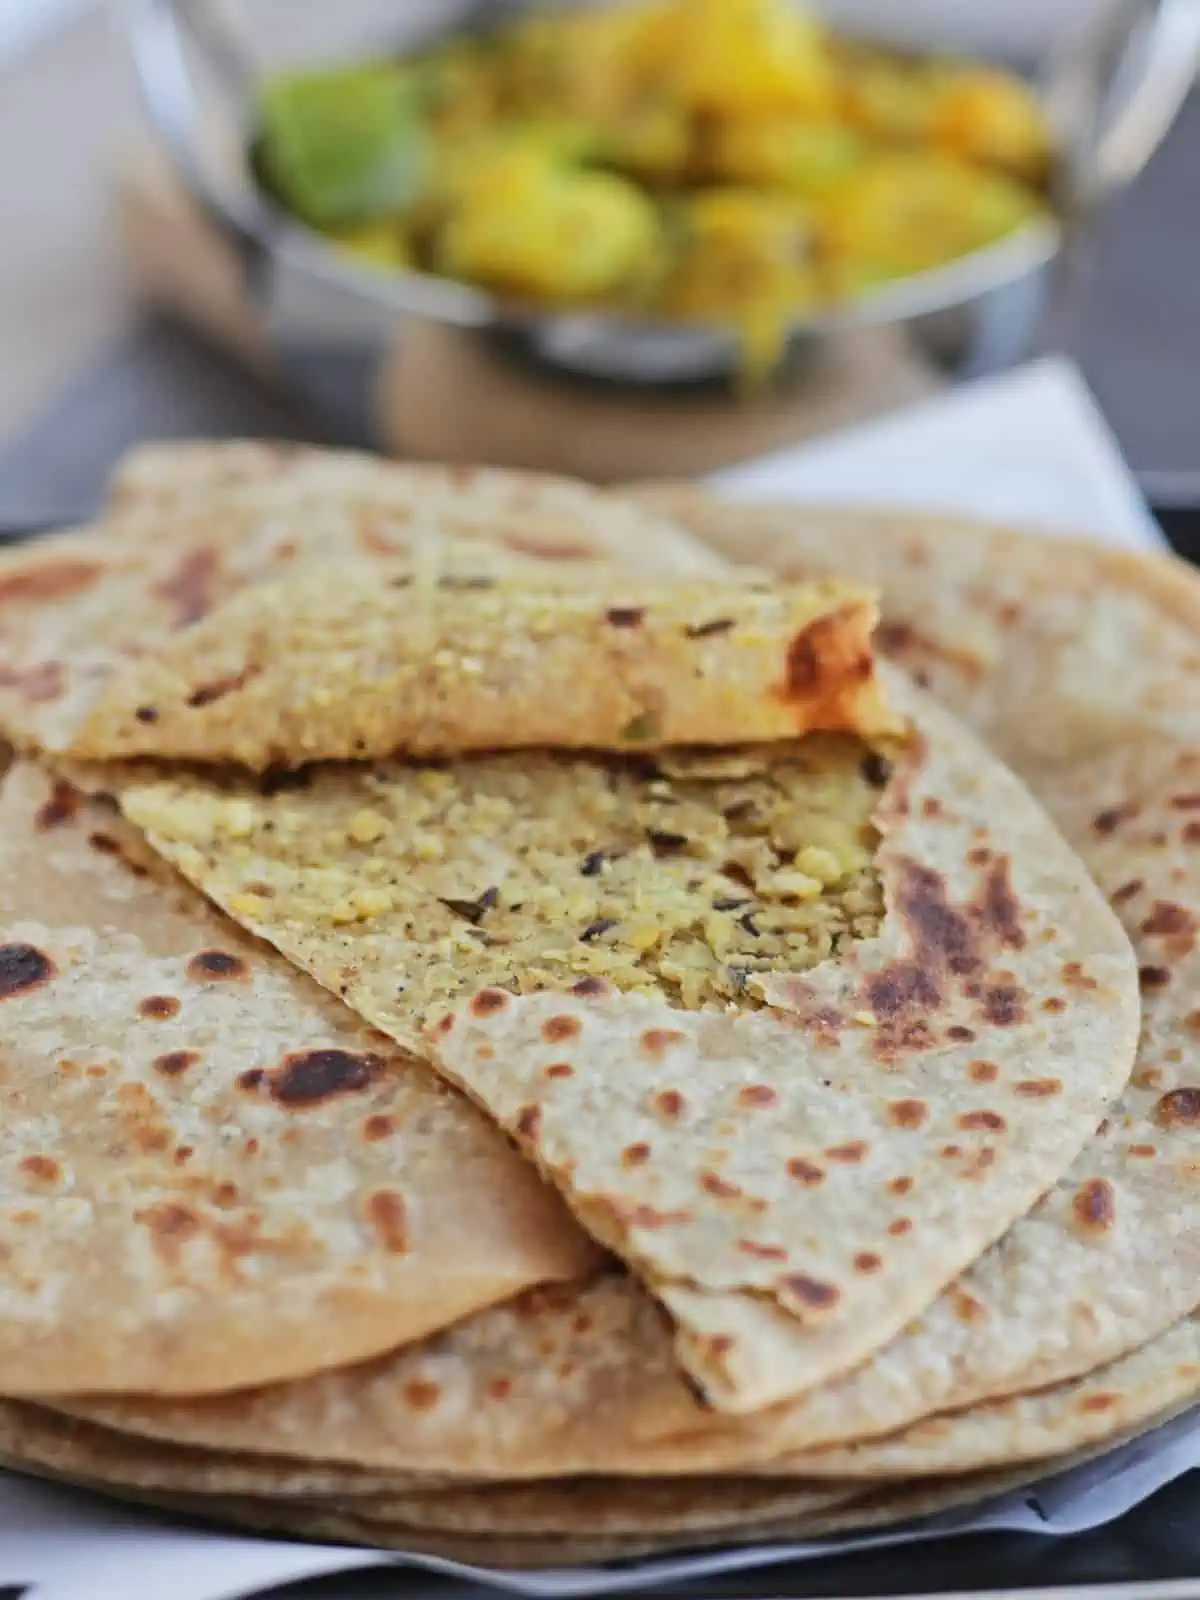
1;357;1188;1600
709;355;1164;553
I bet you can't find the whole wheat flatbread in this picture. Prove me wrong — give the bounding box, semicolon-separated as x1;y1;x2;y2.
70;564;896;766
0;761;595;1396
0;464;714;759
115;662;1138;1414
103;441;724;577
60;500;1200;1478
785;1311;1200;1478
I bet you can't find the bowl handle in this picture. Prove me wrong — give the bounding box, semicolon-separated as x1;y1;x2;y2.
1047;0;1200;209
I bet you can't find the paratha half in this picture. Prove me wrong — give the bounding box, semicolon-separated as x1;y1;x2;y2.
0;761;595;1395
69;564;896;766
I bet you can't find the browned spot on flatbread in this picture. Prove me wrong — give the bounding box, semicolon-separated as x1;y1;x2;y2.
959;1109;1006;1131
1073;1178;1116;1231
1015;1077;1062;1098
34;781;81;831
138;995;180;1021
979;980;1027;1027
1170;793;1200;811
1153;1088;1200;1128
365;1189;409;1254
403;1379;441;1412
471;989;509;1016
738;1238;788;1260
888;1098;928;1129
969;1060;999;1083
362;1114;394;1141
0;944;56;1000
0;559;102;604
541;1015;580;1044
516;1104;543;1144
186;951;249;983
951;1287;985;1322
135;1201;201;1265
874;620;983;681
154;1050;199;1077
1184;823;1200;846
1139;965;1171;992
738;1084;778;1108
826;1141;867;1163
571;976;609;998
641;1028;686;1057
654;1088;686;1119
1080;1392;1119;1413
544;1062;574;1080
1092;803;1139;837
779;1273;841;1311
981;857;1027;950
787;1157;825;1186
1112;879;1144;905
19;1155;59;1182
855;1251;883;1273
622;1141;651;1167
777;606;874;716
888;1216;912;1236
701;1171;743;1199
186;665;262;709
267;1049;383;1108
156;545;222;628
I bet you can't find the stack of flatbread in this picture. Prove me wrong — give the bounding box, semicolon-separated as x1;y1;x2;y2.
0;440;1196;1570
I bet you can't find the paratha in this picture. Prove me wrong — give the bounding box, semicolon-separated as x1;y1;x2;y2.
112;662;1137;1413
58;501;1200;1478
0;761;595;1395
70;565;896;766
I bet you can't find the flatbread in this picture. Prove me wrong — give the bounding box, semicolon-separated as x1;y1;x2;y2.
595;495;1200;1442
430;665;1137;1411
104;441;725;577
70;565;896;766
781;1311;1200;1478
58;502;1200;1476
113;662;1138;1414
0;761;595;1395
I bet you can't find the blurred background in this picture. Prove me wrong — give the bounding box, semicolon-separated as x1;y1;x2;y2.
0;0;1197;505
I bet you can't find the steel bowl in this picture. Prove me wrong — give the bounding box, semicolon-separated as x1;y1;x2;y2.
123;0;1200;415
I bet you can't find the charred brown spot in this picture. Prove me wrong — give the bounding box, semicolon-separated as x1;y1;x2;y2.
0;943;55;1000
605;606;645;628
1092;803;1138;837
571;975;609;997
1016;1077;1063;1098
947;1025;976;1043
654;1088;686;1119
157;545;222;628
1080;1392;1119;1413
88;831;120;856
981;857;1026;950
969;1060;999;1083
1170;793;1200;811
402;1379;440;1412
186;666;260;708
737;1238;788;1261
701;1171;743;1199
1142;900;1196;937
186;950;248;982
622;1201;691;1229
1062;961;1097;990
471;988;509;1015
622;1141;651;1167
136;1201;200;1258
826;1141;867;1163
19;1155;59;1182
541;1014;580;1044
363;1114;394;1141
488;1376;514;1401
855;1251;883;1273
237;1068;264;1092
941;1144;963;1159
135;705;158;724
738;1083;778;1108
640;1027;686;1057
366;1189;409;1254
544;1061;574;1080
154;1050;199;1077
268;1049;382;1108
980;980;1027;1026
1073;1178;1116;1231
1043;996;1067;1014
1129;1143;1157;1158
787;1157;825;1186
888;1216;913;1236
0;558;102;605
1185;822;1200;846
1112;879;1144;905
888;1098;928;1129
967;846;990;867
889;1175;914;1196
959;1109;1006;1131
780;1273;841;1311
1139;965;1171;992
516;1104;543;1144
780;607;873;711
952;1288;985;1322
35;781;81;831
1153;1088;1200;1128
138;994;180;1021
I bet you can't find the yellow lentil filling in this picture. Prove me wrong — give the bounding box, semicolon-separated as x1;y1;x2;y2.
151;733;886;1023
